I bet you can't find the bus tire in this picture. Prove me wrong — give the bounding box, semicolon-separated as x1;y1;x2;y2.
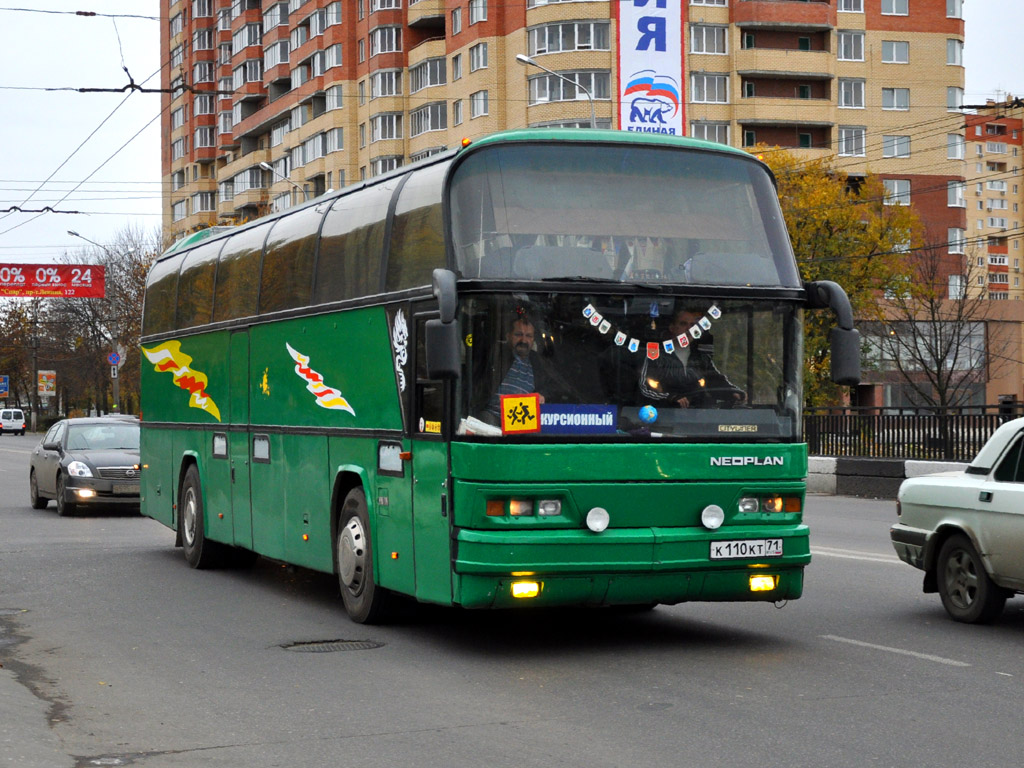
337;487;387;624
180;464;226;570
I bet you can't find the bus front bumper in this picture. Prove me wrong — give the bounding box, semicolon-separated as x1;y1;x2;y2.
453;525;810;609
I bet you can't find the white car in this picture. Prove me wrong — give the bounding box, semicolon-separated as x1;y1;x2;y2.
891;416;1024;624
1;408;26;435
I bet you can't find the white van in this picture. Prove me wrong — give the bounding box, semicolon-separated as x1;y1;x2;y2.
1;408;26;435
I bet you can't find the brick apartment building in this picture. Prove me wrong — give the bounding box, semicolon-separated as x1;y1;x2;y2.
161;0;968;249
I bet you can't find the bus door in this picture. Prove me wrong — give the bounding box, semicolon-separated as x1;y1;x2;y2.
410;311;453;604
229;329;253;549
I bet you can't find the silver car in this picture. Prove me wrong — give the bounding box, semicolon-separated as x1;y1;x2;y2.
891;416;1024;624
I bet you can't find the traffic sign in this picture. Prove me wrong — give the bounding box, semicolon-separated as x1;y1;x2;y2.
0;375;8;397
111;366;118;379
108;352;121;366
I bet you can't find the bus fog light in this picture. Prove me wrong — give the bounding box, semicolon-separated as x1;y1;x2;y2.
509;500;534;516
701;504;725;530
538;500;561;516
586;507;610;533
511;581;540;598
750;575;777;592
738;497;759;514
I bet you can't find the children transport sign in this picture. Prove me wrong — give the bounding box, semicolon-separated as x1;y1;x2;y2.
0;264;106;298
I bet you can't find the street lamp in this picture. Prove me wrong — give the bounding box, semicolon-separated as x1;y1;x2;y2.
259;161;309;202
67;231;134;259
515;53;597;130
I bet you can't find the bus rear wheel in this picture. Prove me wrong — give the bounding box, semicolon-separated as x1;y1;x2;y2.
180;464;227;569
337;488;387;624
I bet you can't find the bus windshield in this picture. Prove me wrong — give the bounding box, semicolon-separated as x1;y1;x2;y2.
449;142;800;287
456;293;802;441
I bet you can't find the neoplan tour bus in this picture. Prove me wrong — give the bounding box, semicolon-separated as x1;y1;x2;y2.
141;129;860;623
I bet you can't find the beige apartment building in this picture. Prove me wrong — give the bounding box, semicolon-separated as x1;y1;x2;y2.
161;0;967;247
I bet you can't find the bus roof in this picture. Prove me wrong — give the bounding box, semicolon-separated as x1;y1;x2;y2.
466;128;752;158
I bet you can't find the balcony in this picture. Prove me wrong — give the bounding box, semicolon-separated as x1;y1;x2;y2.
734;96;834;127
734;47;834;79
734;0;835;30
409;0;445;30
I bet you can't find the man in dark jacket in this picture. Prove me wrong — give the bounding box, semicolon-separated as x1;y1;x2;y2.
486;315;567;416
640;308;744;408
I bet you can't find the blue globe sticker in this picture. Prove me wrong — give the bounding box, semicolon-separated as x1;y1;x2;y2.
639;405;658;424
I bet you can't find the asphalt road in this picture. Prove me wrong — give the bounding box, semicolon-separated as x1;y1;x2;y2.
2;431;1023;768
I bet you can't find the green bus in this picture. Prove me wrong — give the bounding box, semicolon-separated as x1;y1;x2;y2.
141;129;859;623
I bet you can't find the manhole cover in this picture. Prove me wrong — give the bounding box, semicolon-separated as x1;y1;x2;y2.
282;639;384;653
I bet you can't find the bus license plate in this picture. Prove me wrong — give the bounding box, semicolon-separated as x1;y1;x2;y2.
710;538;783;560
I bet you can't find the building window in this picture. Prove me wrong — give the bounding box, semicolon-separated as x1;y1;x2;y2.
358;39;365;62
839;79;864;109
172;199;188;222
948;86;963;111
325;84;343;111
409;58;445;92
193;62;215;83
264;41;290;69
691;0;727;5
170;45;184;69
263;3;289;30
192;192;217;212
453;99;463;126
370;113;402;142
528;71;610;104
838;126;866;157
452;54;462;81
691;73;728;104
470;90;489;118
883;179;910;206
947;133;965;159
881;0;908;15
469;0;487;24
948;228;965;254
838;0;863;11
838;31;864;61
529;22;610;56
270;119;290;146
743;130;756;148
691;25;728;55
451;8;462;35
170;13;184;37
370;26;401;56
193;0;213;18
882;40;909;64
171;107;186;130
947;180;966;208
690;122;729;145
410;102;447;137
171;138;187;160
947;0;963;18
469;42;488;72
371;0;401;10
194;127;216;148
371;156;402;177
947;39;963;66
882;135;911;158
882;87;910;111
232;23;262;56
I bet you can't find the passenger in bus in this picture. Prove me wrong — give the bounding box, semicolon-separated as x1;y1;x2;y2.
639;308;745;408
486;315;568;418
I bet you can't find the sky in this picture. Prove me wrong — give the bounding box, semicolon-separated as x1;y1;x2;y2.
0;0;1021;265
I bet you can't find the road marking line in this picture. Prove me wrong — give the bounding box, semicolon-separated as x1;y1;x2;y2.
811;546;902;565
822;635;971;667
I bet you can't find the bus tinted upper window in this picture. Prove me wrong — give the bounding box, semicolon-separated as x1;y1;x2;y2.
260;207;323;314
176;240;222;329
385;163;448;292
214;225;269;322
142;253;185;336
449;143;799;287
315;182;395;302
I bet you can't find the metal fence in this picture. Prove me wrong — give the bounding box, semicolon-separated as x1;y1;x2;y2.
804;405;1023;462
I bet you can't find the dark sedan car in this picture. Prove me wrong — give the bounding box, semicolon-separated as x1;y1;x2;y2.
29;417;141;516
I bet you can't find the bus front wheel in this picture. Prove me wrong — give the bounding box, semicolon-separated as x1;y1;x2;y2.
337;488;387;624
180;464;226;569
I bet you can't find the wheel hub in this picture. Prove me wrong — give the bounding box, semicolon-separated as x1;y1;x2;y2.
181;488;197;546
338;517;366;592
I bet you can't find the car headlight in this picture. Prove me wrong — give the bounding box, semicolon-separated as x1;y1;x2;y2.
67;461;93;478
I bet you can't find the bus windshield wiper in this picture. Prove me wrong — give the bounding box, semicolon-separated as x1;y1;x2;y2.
539;276;661;291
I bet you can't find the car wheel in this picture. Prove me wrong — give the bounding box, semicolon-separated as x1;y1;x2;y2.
936;534;1006;624
337;487;388;624
180;464;227;569
29;469;48;510
55;473;76;517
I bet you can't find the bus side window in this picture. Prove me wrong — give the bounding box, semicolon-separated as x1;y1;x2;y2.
386;163;448;292
214;225;270;322
176;241;222;329
315;183;393;303
142;252;185;336
415;316;444;434
260;207;322;314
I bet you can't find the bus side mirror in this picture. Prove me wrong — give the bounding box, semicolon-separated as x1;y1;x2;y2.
830;327;861;386
432;268;458;324
425;319;460;379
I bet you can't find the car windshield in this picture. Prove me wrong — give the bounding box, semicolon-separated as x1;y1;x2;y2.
67;423;140;451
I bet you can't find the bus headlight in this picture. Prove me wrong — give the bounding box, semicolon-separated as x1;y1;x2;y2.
701;504;725;530
509;500;534;516
738;496;759;514
537;500;562;516
586;507;610;532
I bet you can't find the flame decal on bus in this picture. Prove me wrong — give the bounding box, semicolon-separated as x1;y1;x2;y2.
141;341;222;422
285;343;356;415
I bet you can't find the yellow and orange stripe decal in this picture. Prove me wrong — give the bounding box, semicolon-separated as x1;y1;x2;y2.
141;341;222;422
285;343;355;415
